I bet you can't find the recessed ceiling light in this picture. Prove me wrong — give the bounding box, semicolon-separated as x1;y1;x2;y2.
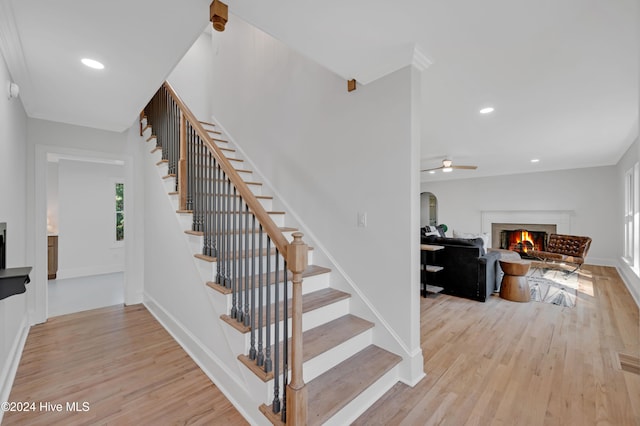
531;158;540;163
442;167;453;173
479;107;494;114
428;170;436;174
81;58;104;70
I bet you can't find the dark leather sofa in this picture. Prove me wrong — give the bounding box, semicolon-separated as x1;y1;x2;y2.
421;235;500;302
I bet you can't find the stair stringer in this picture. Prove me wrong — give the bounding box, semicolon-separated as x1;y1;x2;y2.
138;127;272;425
208;115;426;387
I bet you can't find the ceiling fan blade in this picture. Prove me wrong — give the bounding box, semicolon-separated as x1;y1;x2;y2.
451;165;477;170
420;166;443;172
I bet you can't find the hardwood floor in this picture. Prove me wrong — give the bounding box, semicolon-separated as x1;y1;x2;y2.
3;304;248;426
354;265;640;425
4;266;638;425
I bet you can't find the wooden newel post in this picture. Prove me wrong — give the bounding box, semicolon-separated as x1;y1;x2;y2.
178;113;187;211
286;232;308;425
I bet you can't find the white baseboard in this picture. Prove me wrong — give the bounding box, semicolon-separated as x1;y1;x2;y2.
57;265;124;280
0;316;29;424
143;294;267;426
616;260;640;309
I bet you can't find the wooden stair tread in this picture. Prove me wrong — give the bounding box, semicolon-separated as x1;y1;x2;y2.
221;287;350;334
199;120;216;127
150;147;162;153
307;345;401;425
146;135;157;142
207;264;331;295
156;159;168;166
239;314;374;382
162;174;176;179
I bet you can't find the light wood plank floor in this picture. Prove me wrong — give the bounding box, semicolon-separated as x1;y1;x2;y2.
3;304;248;425
354;265;640;425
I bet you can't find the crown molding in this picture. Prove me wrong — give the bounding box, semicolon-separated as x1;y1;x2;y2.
0;0;33;111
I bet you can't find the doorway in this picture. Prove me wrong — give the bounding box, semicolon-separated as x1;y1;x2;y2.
420;192;437;227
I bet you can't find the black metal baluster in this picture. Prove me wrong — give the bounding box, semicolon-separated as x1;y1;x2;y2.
232;186;239;318
237;196;244;324
210;156;217;258
273;252;281;413
244;202;250;327
186;124;193;211
203;152;210;256
257;225;264;367
249;214;257;360
265;237;273;373
281;258;289;422
196;137;203;234
215;164;223;284
225;177;232;289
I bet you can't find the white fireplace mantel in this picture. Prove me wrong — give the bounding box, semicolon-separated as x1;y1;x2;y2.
481;210;573;248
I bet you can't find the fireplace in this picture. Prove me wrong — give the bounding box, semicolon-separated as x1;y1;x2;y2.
491;222;557;258
500;229;547;257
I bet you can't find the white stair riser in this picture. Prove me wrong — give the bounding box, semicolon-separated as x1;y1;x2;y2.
239;321;371;407
211;272;330;313
163;176;178;193
323;365;400;426
224;297;349;360
302;329;373;384
157;162;169;176
194;251;315;283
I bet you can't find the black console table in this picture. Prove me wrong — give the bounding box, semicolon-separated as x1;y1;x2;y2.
0;267;32;301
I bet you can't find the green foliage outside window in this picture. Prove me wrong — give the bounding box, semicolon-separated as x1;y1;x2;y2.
116;183;124;241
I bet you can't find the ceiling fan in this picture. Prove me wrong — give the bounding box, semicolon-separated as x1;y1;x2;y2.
421;159;478;173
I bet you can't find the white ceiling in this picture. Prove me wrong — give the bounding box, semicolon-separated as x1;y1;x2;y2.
1;0;638;181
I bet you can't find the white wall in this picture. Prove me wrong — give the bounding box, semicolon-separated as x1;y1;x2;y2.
168;31;213;120
167;20;424;382
0;51;30;417
56;159;125;278
421;165;620;265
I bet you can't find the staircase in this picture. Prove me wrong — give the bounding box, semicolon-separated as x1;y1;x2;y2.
139;82;402;425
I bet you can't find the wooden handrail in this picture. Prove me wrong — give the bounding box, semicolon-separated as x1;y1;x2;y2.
162;81;289;257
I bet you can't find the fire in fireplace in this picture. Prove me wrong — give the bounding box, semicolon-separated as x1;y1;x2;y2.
500;229;547;257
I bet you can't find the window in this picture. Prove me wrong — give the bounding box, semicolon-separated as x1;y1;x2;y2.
115;182;124;242
624;163;639;274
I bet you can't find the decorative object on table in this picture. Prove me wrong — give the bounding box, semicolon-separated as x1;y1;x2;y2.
527;267;578;308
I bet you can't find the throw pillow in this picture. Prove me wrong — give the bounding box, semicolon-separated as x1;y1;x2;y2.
453;230;490;250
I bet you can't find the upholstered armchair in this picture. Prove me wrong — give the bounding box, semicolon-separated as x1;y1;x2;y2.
529;233;592;273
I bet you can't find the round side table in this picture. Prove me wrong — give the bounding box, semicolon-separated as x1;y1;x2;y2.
499;259;531;302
